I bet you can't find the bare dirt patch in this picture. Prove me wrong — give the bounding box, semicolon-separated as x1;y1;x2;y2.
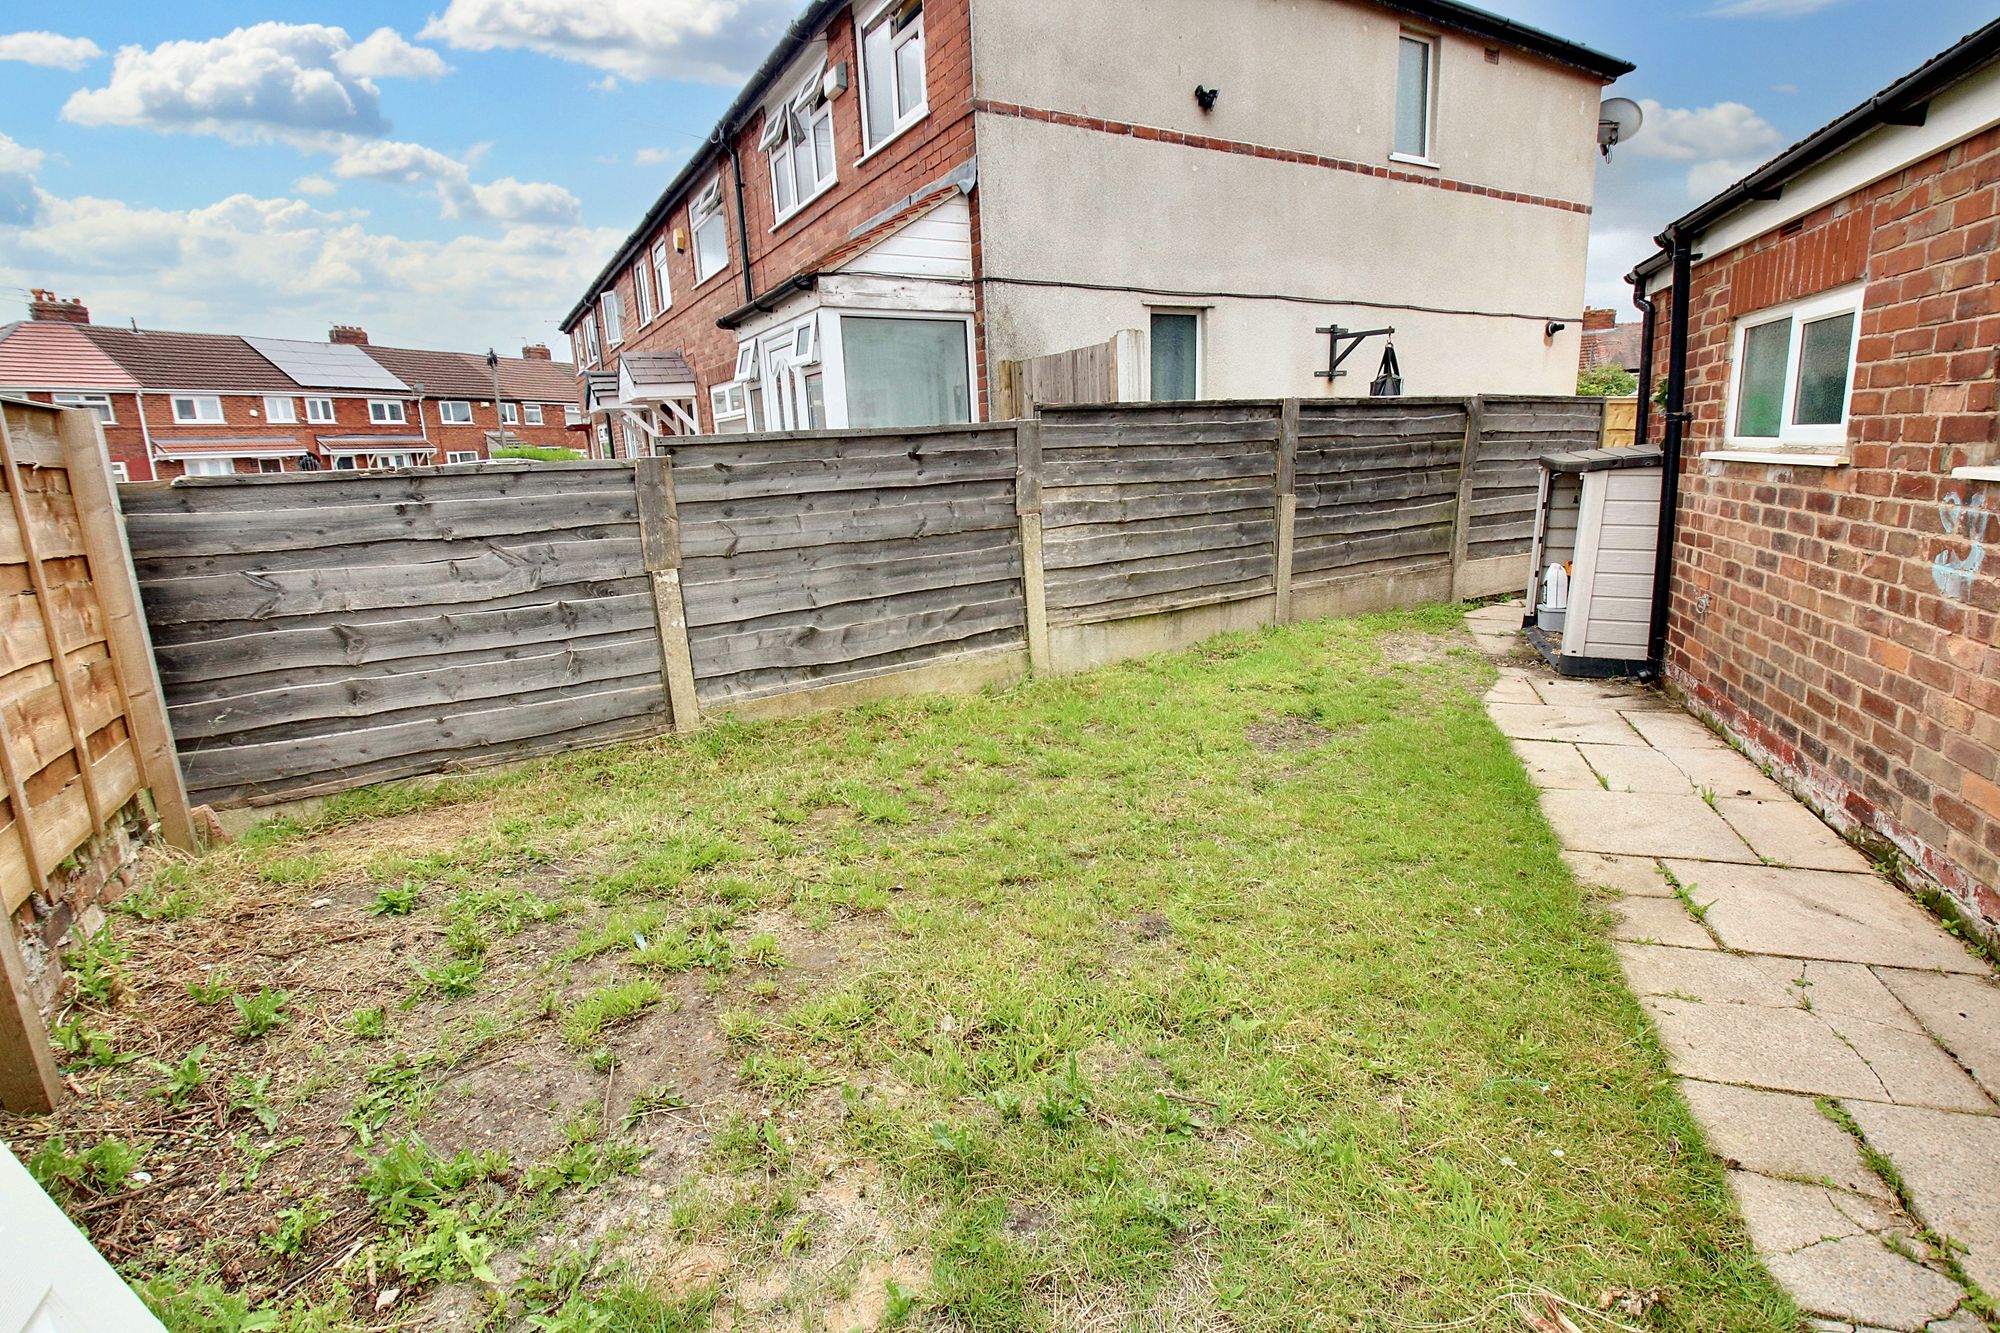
1377;629;1461;665
1244;717;1338;752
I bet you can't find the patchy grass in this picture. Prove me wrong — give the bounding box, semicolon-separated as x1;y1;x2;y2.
5;605;1794;1331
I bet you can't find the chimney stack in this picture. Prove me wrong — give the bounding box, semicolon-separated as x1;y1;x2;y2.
520;343;552;361
1582;307;1617;332
329;325;369;345
27;289;90;325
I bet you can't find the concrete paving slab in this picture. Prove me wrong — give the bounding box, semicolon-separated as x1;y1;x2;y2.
1657;745;1790;801
1646;996;1888;1100
1540;789;1754;860
1833;1020;1993;1114
1609;896;1715;949
1844;1101;2000;1295
1487;704;1642;746
1619;943;1798;1007
1561;849;1674;897
1469;632;1526;658
1533;676;1665;708
1663;862;1986;974
1715;797;1874;872
1729;1171;1902;1253
1622;709;1724;748
1681;1081;1888;1198
1483;675;1540;705
1875;970;2000;1102
1751;958;1922;1032
1579;742;1699;794
1763;1234;1964;1332
1508;739;1600;790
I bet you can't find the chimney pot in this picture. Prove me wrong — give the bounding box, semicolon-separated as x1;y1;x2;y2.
520;343;552;361
26;290;90;325
1581;307;1618;332
329;325;369;345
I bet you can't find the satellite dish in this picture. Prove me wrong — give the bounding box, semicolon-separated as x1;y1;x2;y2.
1598;97;1643;159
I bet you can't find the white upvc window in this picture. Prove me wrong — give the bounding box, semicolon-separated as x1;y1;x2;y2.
1724;283;1863;455
440;400;473;424
53;392;115;424
570;328;586;367
582;313;602;366
109;461;130;483
170;395;224;424
764;83;837;222
652;239;673;314
690;177;729;285
501;402;520;424
1393;31;1438;165
447;450;480;464
600;290;624;346
634;258;656;326
564;405;585;427
1148;308;1203;402
262;395;297;423
368;399;407;425
524;402;545;425
182;455;235;476
305;396;335;423
860;0;927;150
839;313;974;428
710;382;752;434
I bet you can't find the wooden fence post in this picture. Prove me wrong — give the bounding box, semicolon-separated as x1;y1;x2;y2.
1275;398;1299;624
1449;395;1486;601
635;457;702;734
54;410;197;852
1015;418;1051;674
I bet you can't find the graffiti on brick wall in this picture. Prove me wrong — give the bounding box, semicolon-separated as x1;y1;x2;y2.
1932;490;1989;602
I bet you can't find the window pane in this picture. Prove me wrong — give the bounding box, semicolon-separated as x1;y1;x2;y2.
1793;311;1854;427
1150;313;1199;401
813;111;836;179
1395;37;1429;157
772;153;794;213
1734;317;1791;437
842;316;970;428
896;30;925;117
863;21;894;143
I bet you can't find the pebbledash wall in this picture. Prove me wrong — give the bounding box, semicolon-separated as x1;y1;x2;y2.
1645;117;2000;936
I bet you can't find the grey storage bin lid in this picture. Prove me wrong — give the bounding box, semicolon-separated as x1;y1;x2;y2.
1540;445;1665;474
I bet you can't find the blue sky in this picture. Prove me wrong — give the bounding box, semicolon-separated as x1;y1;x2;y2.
0;0;1992;355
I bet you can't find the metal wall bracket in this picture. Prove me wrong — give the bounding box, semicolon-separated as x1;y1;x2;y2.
1315;324;1394;380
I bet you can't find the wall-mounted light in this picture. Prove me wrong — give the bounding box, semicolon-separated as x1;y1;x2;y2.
1545;320;1567;338
1194;85;1220;112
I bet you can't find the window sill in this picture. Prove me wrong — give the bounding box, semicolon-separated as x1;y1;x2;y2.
1950;465;2000;482
1388;151;1440;170
855;109;930;167
1704;448;1849;467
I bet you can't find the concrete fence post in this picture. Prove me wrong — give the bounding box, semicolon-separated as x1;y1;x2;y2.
1275;398;1300;625
1448;395;1486;602
635;456;702;733
1015;417;1051;675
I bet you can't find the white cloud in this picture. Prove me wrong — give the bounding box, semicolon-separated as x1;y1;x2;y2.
62;23;443;147
0;132;46;226
336;27;451;80
1628;100;1784;164
1584;224;1662;312
293;174;338;197
0;31;103;70
330;139;582;225
1709;0;1846;15
421;0;794;83
634;145;689;167
0;183;617;353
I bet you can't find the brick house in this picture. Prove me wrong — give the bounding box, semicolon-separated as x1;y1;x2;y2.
563;0;1630;450
1631;18;2000;937
0;293;584;480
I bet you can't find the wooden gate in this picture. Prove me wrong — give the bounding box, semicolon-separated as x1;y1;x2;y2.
993;331;1139;419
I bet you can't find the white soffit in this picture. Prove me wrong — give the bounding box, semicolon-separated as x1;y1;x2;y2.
245;336;410;391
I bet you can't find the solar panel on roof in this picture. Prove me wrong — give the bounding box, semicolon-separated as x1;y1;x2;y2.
245;336;409;391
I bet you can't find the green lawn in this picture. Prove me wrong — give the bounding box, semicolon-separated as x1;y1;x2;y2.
11;605;1796;1332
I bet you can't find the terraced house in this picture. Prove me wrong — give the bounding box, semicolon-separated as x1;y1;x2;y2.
563;0;1631;451
0;293;583;481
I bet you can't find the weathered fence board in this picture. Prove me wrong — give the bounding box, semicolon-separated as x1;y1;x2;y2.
1464;396;1604;564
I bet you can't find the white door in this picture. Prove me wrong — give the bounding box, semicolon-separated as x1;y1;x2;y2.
0;1143;167;1331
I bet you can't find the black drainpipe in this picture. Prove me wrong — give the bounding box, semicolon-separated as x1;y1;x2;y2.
727;139;756;304
1645;231;1694;678
1628;274;1656;447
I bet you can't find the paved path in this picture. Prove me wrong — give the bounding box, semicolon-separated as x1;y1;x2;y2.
1467;601;2000;1333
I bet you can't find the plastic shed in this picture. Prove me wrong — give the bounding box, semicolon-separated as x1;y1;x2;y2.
1523;446;1663;677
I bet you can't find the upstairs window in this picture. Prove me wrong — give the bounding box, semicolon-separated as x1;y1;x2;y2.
861;0;927;149
1726;284;1862;453
524;402;545;426
564;405;585;427
1394;32;1436;163
582;313;602;366
600;290;624;346
263;395;297;423
651;239;673;314
440;400;473;424
634;257;656;325
52;392;114;423
171;395;223;424
691;177;729;285
764;84;837;222
368;399;407;425
501;402;520;425
305;397;335;423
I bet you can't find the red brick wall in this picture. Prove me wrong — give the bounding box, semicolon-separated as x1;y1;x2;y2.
1651;124;2000;936
585;0;979;429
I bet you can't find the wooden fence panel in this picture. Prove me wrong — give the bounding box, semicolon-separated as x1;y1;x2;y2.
1037;402;1280;625
671;424;1028;703
994;334;1121;419
1293;399;1468;581
1465;396;1605;564
124;463;663;807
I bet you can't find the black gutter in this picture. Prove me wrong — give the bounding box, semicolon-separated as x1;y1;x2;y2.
1375;0;1632;80
717;274;819;330
558;0;848;332
1643;233;1693;678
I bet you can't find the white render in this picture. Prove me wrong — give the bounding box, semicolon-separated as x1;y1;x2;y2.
967;0;1610;398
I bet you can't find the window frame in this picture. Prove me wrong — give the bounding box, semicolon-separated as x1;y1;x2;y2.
834;310;979;430
170;394;224;424
564;405;586;428
261;395;297;424
501;402;520;425
1147;307;1205;402
367;399;408;426
305;397;335;424
1722;282;1864;455
446;450;481;464
634;259;656;326
859;0;928;155
109;461;130;483
764;82;838;225
600;291;624;347
439;400;473;424
710;382;751;433
582;313;602;367
181;455;235;477
52;392;115;424
651;239;673;314
1391;30;1439;168
690;176;731;287
523;402;545;426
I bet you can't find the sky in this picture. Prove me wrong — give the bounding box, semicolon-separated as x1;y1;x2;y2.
0;0;1993;356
